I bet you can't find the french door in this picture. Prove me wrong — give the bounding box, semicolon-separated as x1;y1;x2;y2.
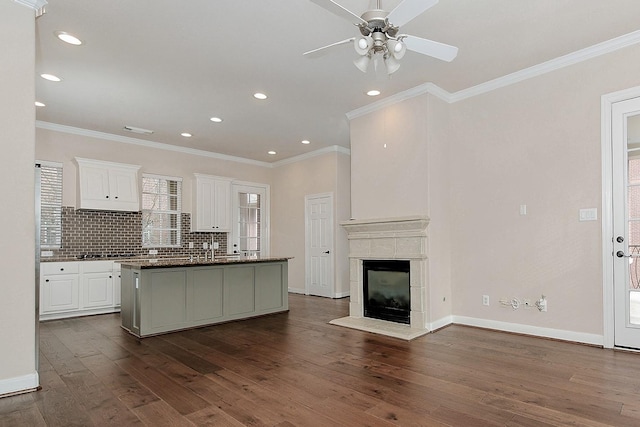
612;96;640;349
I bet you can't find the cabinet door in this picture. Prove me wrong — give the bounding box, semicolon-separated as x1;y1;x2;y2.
113;269;122;307
79;165;111;210
109;167;139;210
193;176;232;232
82;272;114;309
213;179;231;231
41;274;80;314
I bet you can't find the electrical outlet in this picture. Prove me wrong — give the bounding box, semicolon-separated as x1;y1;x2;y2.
148;249;158;255
212;242;219;250
188;242;194;249
482;295;490;306
203;242;208;249
536;295;547;312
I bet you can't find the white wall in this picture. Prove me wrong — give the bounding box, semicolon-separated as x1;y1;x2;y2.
0;1;38;395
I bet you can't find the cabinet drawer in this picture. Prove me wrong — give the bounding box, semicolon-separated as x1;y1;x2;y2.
80;260;114;274
42;262;79;275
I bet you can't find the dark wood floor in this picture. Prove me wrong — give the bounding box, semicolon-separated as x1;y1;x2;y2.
2;295;640;426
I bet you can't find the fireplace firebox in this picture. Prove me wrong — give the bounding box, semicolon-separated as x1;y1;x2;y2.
363;260;410;324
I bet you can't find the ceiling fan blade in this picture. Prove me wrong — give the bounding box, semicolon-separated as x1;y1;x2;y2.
403;35;458;62
387;0;439;27
309;0;367;25
303;37;355;58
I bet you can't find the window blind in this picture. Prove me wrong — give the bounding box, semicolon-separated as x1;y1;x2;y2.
39;163;63;248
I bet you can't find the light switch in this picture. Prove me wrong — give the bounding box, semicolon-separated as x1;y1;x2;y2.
579;208;598;221
519;204;527;215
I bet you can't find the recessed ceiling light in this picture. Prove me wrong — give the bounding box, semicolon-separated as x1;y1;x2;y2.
268;150;277;155
181;132;192;137
301;140;310;145
54;31;82;46
210;117;223;123
41;73;62;82
367;90;381;96
35;101;46;107
254;92;268;100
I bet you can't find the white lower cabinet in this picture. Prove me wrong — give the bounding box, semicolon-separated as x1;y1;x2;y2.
40;260;121;320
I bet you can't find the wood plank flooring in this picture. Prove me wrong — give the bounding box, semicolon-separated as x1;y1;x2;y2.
3;294;640;426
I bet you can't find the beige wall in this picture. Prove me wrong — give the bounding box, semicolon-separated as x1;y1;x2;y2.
449;44;640;335
271;152;351;295
350;95;429;220
36;128;273;213
0;1;38;394
348;43;640;337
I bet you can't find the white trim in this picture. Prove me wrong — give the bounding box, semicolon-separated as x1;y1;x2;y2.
333;291;350;298
429;315;453;332
0;372;39;397
288;288;306;295
600;85;640;349
347;29;640;118
35;159;63;168
37;121;351;169
271;145;351;167
36;121;272;168
13;0;47;10
453;316;604;347
142;173;183;182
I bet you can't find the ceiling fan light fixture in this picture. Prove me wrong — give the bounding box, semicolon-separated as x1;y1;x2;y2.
354;36;373;55
353;55;371;73
388;39;406;59
384;55;401;75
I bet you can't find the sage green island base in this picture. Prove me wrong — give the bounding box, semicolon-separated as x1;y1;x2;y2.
119;258;290;338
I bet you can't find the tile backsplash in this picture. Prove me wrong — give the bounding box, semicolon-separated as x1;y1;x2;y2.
44;207;227;260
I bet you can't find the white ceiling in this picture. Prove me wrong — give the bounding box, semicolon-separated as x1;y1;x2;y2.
34;0;640;163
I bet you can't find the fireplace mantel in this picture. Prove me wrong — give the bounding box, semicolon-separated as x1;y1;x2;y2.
331;216;430;340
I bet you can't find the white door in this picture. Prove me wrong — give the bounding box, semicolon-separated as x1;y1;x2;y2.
305;193;334;297
612;96;640;349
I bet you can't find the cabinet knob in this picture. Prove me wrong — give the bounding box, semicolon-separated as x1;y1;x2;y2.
115;196;118;199
105;195;109;199
45;279;49;282
109;275;112;279
60;268;64;271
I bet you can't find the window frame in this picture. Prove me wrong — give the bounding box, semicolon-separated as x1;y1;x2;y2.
37;160;63;249
230;182;270;257
141;173;183;248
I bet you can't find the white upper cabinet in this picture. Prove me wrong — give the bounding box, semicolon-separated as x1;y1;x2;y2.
192;173;233;232
76;158;141;211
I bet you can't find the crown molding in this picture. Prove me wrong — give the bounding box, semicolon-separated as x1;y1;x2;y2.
271;145;351;168
13;0;47;10
347;29;640;118
36;121;273;168
36;121;350;169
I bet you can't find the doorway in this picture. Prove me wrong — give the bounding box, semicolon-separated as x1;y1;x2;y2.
603;89;640;349
305;193;334;297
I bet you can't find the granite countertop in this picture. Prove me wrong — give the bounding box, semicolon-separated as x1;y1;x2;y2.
117;256;293;269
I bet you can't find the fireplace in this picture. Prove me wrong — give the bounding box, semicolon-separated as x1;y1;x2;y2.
363;260;410;324
331;216;430;340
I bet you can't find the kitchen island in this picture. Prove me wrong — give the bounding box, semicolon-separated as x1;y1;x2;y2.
118;257;290;338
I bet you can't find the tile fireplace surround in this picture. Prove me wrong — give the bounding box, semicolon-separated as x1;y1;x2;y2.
331;216;430;340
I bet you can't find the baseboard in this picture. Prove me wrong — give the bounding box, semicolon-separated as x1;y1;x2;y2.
333;291;350;299
288;288;306;295
452;316;604;346
0;372;39;397
429;315;453;332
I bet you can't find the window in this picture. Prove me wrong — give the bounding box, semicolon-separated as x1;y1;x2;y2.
38;162;63;249
142;174;182;247
231;183;269;257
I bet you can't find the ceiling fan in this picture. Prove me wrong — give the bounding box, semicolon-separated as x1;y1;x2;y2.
304;0;458;75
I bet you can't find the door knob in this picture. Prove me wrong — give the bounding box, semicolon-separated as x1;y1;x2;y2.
323;251;330;254
617;236;625;243
617;251;630;258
